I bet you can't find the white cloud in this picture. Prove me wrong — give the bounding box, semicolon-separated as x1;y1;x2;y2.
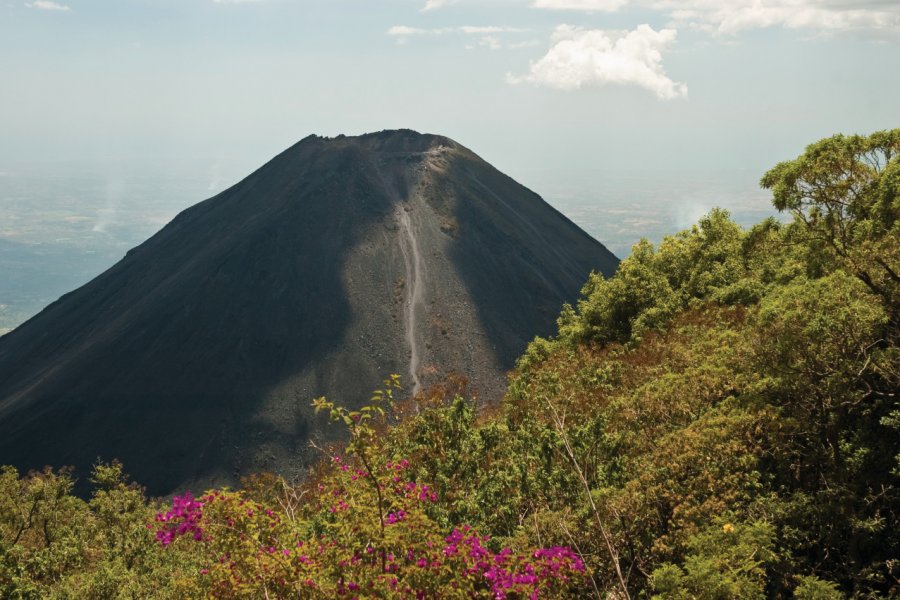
25;1;70;11
422;0;454;11
388;25;529;37
532;0;628;12
465;36;542;51
509;39;542;49
465;36;503;50
460;25;529;34
388;25;429;36
508;24;687;99
651;0;900;35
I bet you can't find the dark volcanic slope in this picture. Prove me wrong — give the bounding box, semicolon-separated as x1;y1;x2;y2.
0;130;618;494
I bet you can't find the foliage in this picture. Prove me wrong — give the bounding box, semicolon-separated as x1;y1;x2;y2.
489;129;898;596
0;463;195;598
651;519;776;600
793;575;844;600
152;464;583;598
760;130;900;309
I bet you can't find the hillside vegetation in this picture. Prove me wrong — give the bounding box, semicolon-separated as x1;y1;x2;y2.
1;130;898;598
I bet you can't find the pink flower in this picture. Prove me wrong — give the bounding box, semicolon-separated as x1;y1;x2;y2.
153;492;205;547
386;510;407;525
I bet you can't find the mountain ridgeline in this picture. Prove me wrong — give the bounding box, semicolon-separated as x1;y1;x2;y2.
0;130;618;494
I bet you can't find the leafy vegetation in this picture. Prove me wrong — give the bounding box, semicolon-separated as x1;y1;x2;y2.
1;129;898;597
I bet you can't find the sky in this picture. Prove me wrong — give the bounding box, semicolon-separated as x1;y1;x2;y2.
1;0;898;181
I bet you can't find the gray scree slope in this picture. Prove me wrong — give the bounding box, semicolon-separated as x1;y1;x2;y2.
0;130;618;494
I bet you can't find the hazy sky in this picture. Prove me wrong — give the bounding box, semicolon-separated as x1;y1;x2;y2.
2;0;899;181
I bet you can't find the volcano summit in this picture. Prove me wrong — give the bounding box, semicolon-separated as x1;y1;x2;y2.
0;130;618;494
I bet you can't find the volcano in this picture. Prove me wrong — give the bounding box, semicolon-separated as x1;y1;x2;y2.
0;130;618;494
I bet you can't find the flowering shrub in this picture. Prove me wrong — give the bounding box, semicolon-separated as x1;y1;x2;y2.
154;492;205;546
154;455;585;598
151;378;585;597
438;526;584;599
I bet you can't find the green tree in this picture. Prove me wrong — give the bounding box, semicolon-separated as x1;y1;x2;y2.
761;129;900;309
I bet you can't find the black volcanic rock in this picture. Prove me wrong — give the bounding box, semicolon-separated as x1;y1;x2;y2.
0;130;618;494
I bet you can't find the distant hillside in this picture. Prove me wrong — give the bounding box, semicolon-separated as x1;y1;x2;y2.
0;129;618;494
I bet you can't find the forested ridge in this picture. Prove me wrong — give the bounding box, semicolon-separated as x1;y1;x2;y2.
1;130;898;598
